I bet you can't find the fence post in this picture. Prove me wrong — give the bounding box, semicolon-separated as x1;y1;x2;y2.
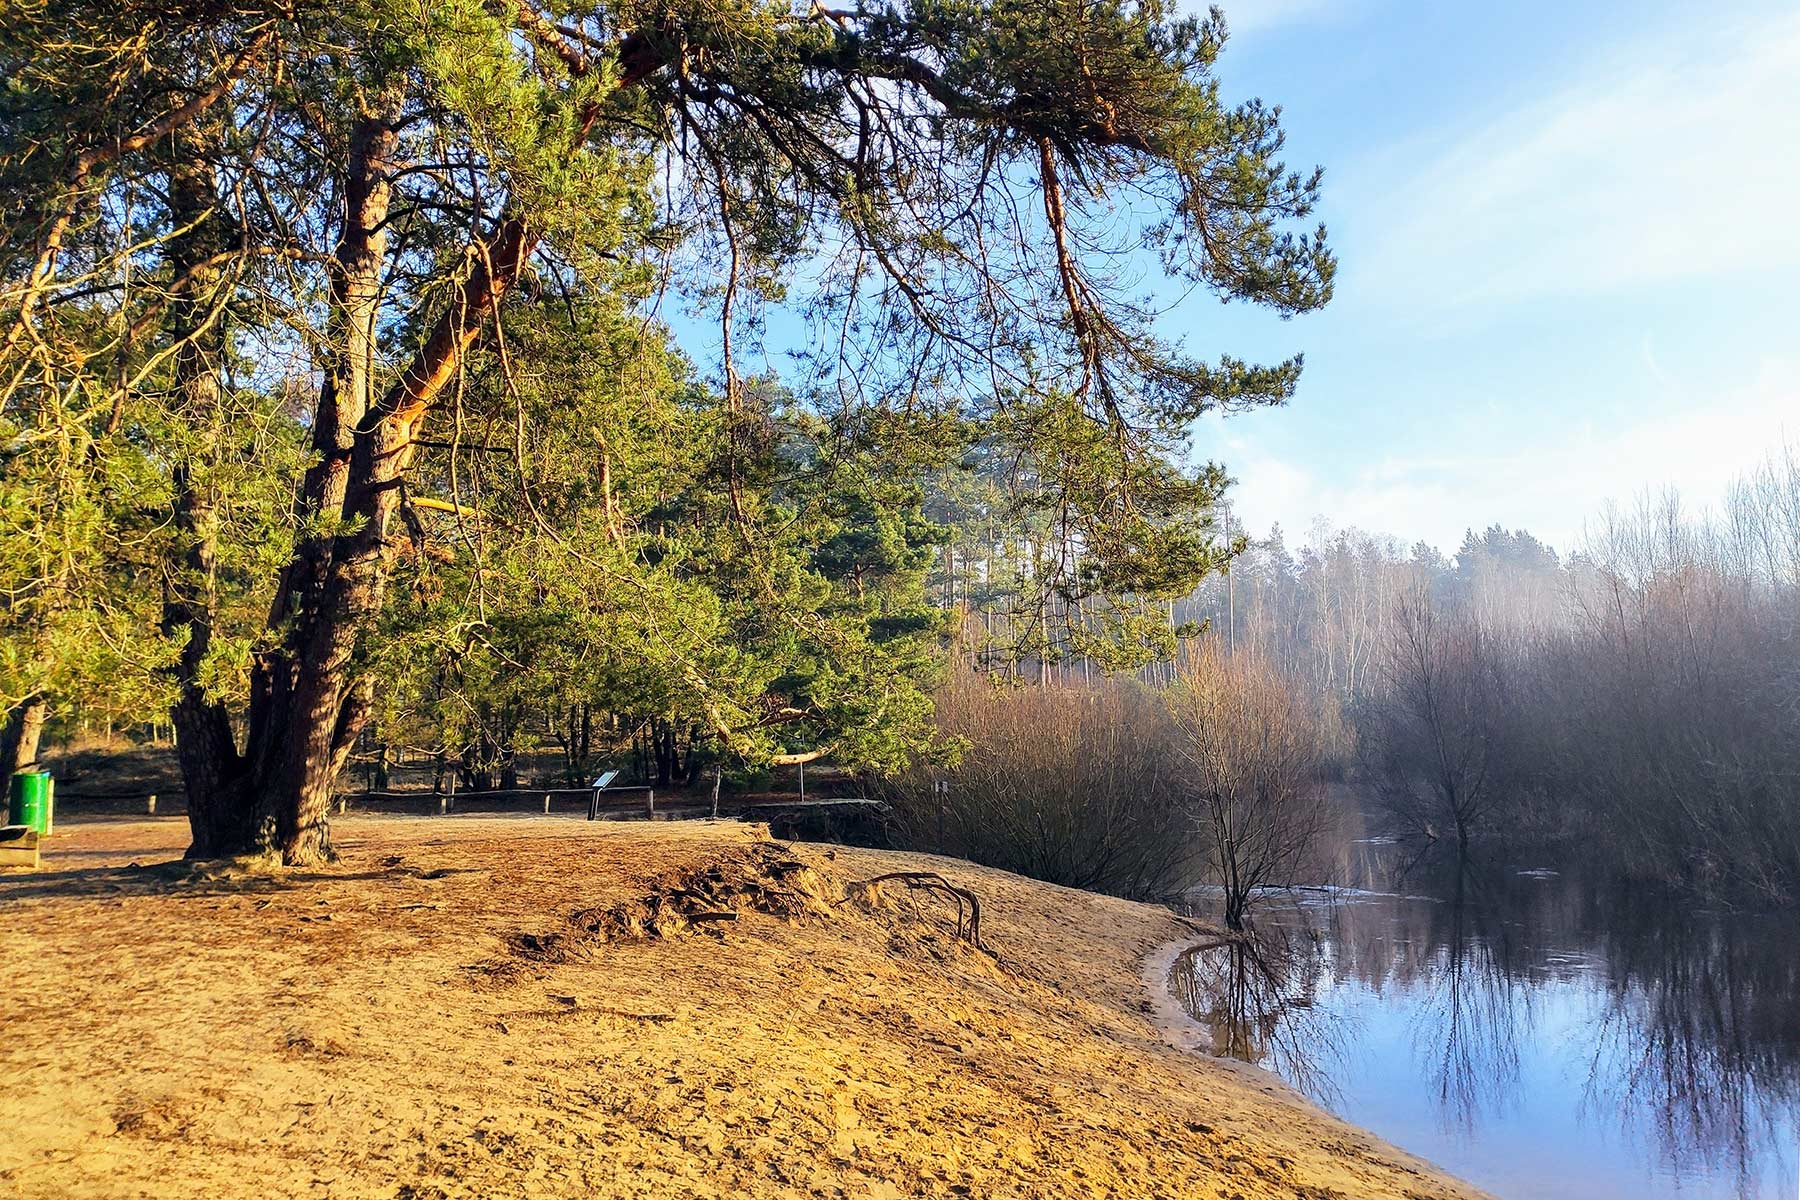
543;793;551;815
146;793;157;815
646;788;656;820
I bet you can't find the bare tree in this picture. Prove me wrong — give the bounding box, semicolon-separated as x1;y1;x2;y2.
1167;644;1331;929
1357;590;1506;853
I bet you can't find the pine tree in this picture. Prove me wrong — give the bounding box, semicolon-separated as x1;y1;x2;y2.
2;0;1334;861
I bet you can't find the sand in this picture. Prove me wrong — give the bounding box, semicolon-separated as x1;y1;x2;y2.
0;815;1490;1199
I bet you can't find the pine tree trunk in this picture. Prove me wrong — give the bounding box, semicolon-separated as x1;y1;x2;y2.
169;104;401;863
166;52;607;860
3;698;48;774
653;719;675;788
160;120;264;856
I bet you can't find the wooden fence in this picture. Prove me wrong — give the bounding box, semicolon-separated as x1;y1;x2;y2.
333;785;657;820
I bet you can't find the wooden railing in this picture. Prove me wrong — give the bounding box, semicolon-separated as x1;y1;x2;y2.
333;785;657;820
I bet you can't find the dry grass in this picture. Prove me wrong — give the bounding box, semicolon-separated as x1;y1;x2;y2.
0;815;1488;1199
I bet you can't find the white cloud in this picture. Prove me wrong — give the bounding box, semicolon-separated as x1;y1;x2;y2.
1224;357;1799;553
1346;7;1800;312
1215;0;1350;38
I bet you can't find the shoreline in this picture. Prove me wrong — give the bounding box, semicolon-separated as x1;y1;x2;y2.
1140;933;1233;1058
1;815;1492;1198
1140;932;1488;1197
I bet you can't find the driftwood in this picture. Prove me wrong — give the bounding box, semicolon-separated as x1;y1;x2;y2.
1175;938;1237;955
847;871;988;951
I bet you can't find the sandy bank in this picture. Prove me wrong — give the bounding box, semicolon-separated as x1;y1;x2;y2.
0;816;1489;1199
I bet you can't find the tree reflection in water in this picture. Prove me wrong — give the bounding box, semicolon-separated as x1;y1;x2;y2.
1169;925;1345;1104
1580;893;1800;1191
1173;854;1800;1198
1398;860;1524;1134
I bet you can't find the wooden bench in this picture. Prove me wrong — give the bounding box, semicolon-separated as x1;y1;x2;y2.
0;824;40;869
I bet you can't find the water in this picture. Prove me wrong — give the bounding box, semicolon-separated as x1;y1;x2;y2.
1172;859;1800;1198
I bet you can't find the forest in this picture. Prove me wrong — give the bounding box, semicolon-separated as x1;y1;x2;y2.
3;1;1795;911
887;450;1800;912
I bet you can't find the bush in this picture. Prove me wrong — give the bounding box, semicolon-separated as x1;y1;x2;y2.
875;667;1198;899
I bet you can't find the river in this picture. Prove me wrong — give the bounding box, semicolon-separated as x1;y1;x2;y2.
1172;853;1800;1198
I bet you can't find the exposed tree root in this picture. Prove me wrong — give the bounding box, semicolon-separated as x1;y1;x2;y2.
480;846;1001;983
842;871;988;952
498;843;838;967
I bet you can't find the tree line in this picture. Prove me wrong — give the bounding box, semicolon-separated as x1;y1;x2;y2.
900;448;1800;911
1351;458;1800;905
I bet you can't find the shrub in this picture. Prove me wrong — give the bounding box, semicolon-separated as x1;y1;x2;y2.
876;667;1198;899
1168;644;1331;929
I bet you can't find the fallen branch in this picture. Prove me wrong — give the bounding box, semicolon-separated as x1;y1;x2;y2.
1175;938;1236;955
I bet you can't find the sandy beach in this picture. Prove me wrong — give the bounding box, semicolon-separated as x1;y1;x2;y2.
0;816;1488;1199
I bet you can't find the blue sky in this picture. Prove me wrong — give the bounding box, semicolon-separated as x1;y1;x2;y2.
675;0;1800;557
1185;0;1800;554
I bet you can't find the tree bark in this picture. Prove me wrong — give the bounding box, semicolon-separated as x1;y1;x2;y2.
172;102;401;863
161;119;259;856
244;100;402;864
171;27;665;861
3;698;48;774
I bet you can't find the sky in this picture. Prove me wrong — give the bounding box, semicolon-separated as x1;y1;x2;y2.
1182;0;1800;555
673;0;1800;558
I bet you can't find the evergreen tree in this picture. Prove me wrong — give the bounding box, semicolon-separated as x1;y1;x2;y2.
2;0;1334;860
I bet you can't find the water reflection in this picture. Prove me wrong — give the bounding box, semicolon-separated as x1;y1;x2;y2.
1581;894;1800;1195
1409;865;1525;1134
1171;929;1343;1103
1173;857;1800;1198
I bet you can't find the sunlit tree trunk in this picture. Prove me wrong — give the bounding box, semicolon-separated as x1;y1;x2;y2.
3;697;48;774
161;119;260;856
170;104;415;862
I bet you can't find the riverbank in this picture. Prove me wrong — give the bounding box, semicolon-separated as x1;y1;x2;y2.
0;816;1488;1198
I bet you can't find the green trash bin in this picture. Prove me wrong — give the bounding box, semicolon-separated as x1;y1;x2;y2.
9;770;50;834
